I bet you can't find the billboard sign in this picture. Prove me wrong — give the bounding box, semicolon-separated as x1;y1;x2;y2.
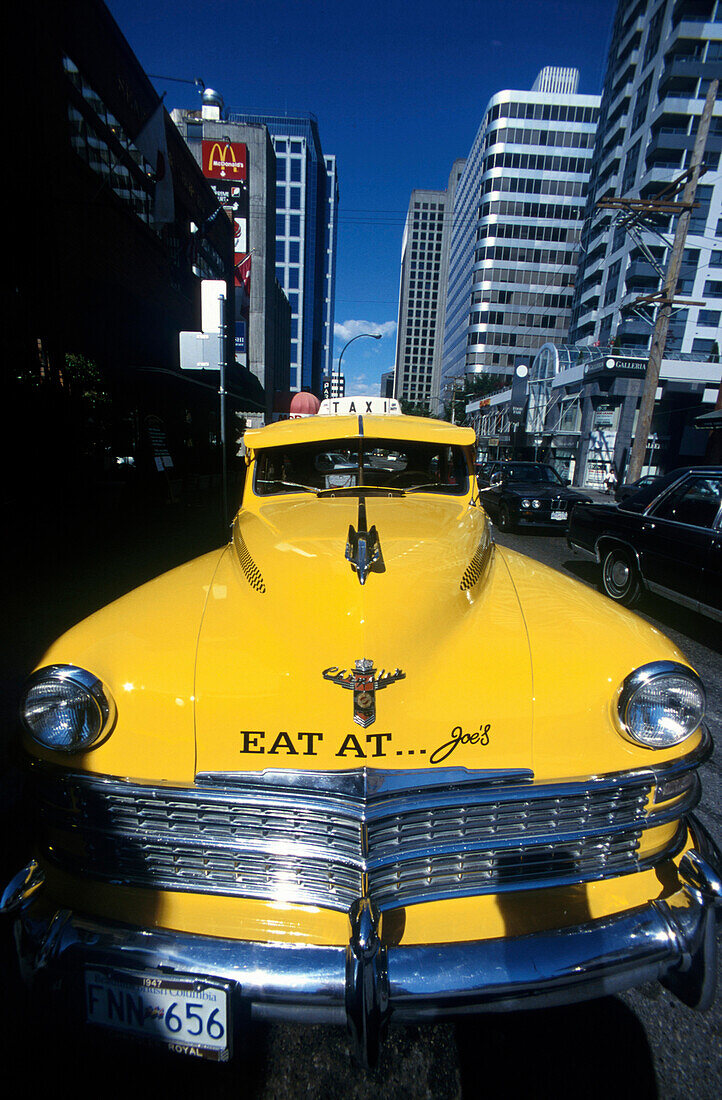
509;363;528;423
202;141;247;181
585;356;647;380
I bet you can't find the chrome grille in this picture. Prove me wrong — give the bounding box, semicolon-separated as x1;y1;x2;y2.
33;765;668;912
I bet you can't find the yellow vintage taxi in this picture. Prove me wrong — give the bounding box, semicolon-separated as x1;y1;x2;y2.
3;404;721;1066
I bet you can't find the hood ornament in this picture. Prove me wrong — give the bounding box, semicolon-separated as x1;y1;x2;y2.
346;496;384;585
322;659;405;728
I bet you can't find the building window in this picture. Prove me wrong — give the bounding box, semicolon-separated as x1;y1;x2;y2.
691;338;718;356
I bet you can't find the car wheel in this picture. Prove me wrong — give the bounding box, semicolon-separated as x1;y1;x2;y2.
601;546;641;607
497;504;514;532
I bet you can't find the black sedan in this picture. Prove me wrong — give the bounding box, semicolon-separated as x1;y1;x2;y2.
614;473;664;503
476;461;591;532
568;466;722;622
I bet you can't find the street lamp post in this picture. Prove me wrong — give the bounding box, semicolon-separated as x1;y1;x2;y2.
337;332;382;382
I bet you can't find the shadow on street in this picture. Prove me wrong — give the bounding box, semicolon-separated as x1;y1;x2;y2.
456;999;658;1098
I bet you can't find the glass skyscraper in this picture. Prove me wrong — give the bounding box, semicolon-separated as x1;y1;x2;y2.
440;68;600;405
228;112;339;395
394;176;459;412
569;0;722;357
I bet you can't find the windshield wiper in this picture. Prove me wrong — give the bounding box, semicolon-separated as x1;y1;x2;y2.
404;483;450;493
257;479;319;495
316;485;406;497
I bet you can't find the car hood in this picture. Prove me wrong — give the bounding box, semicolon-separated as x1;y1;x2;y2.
502;483;584;499
193;496;535;776
34;499;691;786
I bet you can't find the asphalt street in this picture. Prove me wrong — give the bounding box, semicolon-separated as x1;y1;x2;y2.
0;503;720;1098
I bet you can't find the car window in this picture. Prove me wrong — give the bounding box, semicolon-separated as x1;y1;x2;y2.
254;438;470;496
650;476;722;528
503;464;563;485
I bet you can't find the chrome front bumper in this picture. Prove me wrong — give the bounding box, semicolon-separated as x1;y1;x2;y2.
3;816;721;1066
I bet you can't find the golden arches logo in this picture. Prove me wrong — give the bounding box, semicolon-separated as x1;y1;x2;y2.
206;142;244;178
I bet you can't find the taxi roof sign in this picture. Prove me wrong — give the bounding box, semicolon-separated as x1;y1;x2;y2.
318;396;401;416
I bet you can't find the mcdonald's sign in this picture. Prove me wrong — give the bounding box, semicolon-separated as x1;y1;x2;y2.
202;141;247;181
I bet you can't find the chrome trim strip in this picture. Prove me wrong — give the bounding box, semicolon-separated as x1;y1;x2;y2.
194;766;535;797
646;580;722;624
567;539;598;562
698;599;722;624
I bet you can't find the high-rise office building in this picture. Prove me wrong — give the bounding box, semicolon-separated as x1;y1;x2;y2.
380;371;395;398
329;370;345;398
323;154;339;383
228;112;339;397
394;180;456;412
569;0;722;357
440;68;600;404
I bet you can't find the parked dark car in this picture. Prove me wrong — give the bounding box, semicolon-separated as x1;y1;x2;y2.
568;466;722;621
476;461;591;531
615;473;664;503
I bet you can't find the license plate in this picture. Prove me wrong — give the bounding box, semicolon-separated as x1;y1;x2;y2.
85;968;230;1061
551;510;567;521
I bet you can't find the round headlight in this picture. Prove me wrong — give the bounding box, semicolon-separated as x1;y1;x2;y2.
521;498;531;508
21;665;116;753
617;661;705;749
532;499;541;509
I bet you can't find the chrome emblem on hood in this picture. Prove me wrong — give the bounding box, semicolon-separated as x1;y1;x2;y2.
322;659;405;728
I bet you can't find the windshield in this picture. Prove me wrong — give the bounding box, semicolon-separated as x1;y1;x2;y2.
503;463;564;485
254;438;470;496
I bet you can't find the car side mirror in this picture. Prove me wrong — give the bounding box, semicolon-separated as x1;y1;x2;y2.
490;473;503;487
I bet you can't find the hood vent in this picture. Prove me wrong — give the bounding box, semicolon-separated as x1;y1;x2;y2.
235;532;266;593
460;540;491;591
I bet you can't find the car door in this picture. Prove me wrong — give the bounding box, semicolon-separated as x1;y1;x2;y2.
639;475;722;612
702;506;722;620
479;463;500;507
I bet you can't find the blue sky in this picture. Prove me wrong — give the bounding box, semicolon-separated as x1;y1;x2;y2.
107;0;617;394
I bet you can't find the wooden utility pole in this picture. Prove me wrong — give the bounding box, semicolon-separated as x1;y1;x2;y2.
625;79;718;483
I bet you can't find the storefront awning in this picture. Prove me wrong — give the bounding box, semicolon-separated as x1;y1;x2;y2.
695;408;722;429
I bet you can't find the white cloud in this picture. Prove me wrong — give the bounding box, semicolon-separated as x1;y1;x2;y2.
344;364;388;398
334;319;396;345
